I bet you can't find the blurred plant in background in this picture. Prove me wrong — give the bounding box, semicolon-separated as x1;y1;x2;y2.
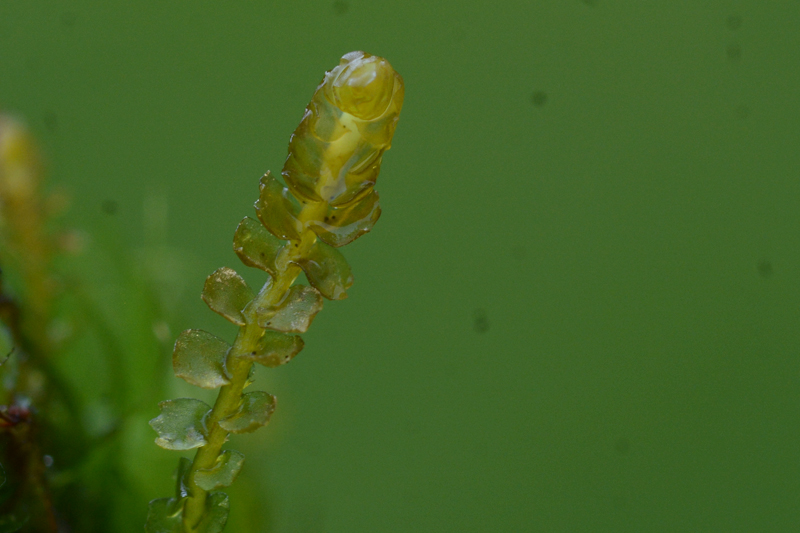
0;114;190;531
0;50;403;533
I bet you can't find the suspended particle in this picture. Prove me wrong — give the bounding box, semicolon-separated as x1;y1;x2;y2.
530;91;548;107
726;15;742;31
102;199;118;215
473;309;489;333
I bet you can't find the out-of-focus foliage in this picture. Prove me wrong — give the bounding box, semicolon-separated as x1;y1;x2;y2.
0;115;226;532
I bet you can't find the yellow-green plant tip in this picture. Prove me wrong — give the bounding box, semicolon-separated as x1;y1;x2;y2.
283;50;403;207
201;267;253;326
307;189;381;247
240;330;304;368
194;450;245;491
294;239;354;300
218;392;276;434
233;216;284;276
256;285;323;333
150;398;211;451
255;172;304;241
173;330;232;390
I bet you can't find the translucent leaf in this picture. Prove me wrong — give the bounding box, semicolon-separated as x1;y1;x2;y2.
195;492;230;533
308;189;381;247
282;132;328;203
201;267;253;326
150;398;211;450
173;330;231;389
218;391;276;434
256;285;323;333
195;450;245;491
241;330;304;368
145;498;183;533
233;216;285;276
255;171;304;241
175;456;192;499
295;240;353;300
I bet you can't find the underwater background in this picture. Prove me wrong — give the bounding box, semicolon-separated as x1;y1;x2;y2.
1;1;799;531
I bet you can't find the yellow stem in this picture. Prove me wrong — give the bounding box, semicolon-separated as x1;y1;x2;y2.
181;200;325;532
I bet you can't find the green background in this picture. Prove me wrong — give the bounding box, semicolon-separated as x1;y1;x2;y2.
2;1;800;531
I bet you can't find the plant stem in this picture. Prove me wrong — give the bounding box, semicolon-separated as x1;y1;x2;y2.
181;201;324;532
181;324;258;531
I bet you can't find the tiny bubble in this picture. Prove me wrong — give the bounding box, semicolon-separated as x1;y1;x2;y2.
102;199;118;215
43;455;54;467
473;309;489;333
530;91;548;107
152;321;171;343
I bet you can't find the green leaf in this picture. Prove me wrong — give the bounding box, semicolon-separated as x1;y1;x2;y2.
295;240;353;300
150;398;211;450
233;216;285;276
308;189;381;247
194;450;245;491
175;456;193;499
256;285;323;333
173;330;232;389
218;391;276;434
255;171;304;241
195;492;230;533
282;132;328;204
241;330;304;368
145;498;184;533
201;267;254;326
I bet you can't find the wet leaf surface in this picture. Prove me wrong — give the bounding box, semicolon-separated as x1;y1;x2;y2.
295;240;353;300
194;450;245;491
150;398;211;450
240;330;304;368
173;330;231;389
308;189;380;247
195;492;230;533
145;498;183;533
218;391;276;434
201;267;253;326
256;285;323;333
255;172;304;241
175;457;192;499
233;216;284;276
